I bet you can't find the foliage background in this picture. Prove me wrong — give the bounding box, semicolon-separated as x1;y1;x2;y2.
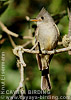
0;0;71;100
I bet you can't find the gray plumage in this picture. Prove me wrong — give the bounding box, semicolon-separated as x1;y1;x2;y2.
35;7;60;90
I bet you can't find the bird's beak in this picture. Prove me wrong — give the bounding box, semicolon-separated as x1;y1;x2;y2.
30;19;42;22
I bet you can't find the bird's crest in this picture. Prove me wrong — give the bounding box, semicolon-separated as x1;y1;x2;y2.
36;7;47;18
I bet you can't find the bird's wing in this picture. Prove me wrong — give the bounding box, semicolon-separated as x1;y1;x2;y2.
35;27;42;70
54;23;60;37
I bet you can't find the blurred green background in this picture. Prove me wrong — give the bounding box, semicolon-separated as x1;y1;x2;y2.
0;0;71;100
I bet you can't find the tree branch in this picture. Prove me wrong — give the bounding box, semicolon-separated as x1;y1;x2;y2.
0;21;18;37
23;46;71;55
9;46;26;100
0;21;33;39
22;40;32;47
67;0;71;38
8;35;16;48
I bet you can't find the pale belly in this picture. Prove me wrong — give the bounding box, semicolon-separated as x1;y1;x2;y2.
38;23;58;50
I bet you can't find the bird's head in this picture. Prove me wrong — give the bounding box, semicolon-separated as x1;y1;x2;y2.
30;7;53;25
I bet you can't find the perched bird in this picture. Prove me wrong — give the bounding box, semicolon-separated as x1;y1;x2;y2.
31;7;60;90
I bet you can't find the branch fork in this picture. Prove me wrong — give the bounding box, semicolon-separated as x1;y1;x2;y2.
13;46;26;67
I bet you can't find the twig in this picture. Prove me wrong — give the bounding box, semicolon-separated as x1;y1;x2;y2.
0;21;33;39
18;47;26;67
23;46;71;55
9;46;26;100
23;36;33;40
9;85;20;100
67;0;71;39
9;77;24;100
9;64;24;100
8;34;32;48
30;41;38;50
13;46;26;66
68;8;71;38
22;40;32;47
0;21;33;48
8;35;16;48
19;63;24;100
67;0;71;55
0;21;18;37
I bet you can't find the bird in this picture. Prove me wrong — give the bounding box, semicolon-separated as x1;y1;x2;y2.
30;7;60;90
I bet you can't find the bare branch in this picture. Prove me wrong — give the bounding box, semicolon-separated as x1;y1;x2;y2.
9;46;26;100
9;85;20;100
68;8;71;38
30;41;38;50
22;40;32;47
67;0;71;55
0;21;33;39
9;65;25;100
23;36;33;40
8;35;16;48
0;21;18;37
23;46;71;55
13;46;26;66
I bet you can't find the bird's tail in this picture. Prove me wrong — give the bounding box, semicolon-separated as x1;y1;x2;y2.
36;54;52;90
41;69;51;90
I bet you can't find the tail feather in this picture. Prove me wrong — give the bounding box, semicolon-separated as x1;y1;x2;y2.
36;54;52;90
41;75;51;90
36;54;42;70
41;69;51;90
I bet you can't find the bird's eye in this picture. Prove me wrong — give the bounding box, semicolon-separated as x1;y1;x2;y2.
41;16;44;20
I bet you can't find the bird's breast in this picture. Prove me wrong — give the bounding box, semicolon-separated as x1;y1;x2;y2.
38;23;58;50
